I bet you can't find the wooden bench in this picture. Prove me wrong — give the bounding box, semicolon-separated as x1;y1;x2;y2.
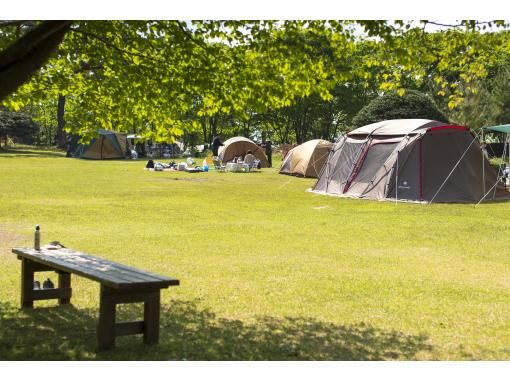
12;247;179;350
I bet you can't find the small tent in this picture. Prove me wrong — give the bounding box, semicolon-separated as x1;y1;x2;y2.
218;136;269;167
312;119;510;203
70;130;128;159
279;139;333;178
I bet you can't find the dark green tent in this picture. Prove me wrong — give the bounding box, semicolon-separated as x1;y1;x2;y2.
69;130;128;159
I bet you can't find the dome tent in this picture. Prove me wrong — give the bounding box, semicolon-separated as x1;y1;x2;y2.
279;139;333;178
218;136;269;167
70;129;128;160
312;119;510;203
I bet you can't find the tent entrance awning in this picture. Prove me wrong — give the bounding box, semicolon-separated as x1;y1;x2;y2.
484;124;510;134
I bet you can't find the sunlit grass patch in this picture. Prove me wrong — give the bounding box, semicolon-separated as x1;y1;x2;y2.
1;147;510;359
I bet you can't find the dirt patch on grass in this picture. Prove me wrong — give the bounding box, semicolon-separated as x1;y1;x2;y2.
147;177;209;182
171;177;208;182
0;224;25;260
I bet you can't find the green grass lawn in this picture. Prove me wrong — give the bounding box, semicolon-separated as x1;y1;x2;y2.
1;147;510;360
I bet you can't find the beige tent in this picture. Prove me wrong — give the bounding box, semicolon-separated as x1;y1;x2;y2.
279;139;333;178
218;136;269;167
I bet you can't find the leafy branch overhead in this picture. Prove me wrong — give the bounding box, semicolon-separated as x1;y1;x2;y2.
1;20;509;141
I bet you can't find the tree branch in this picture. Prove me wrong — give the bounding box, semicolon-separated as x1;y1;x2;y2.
69;27;162;64
0;20;72;101
422;20;503;29
74;63;104;74
174;20;210;53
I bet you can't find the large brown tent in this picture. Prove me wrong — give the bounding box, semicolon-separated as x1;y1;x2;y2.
312;119;510;203
218;136;269;167
279;139;333;178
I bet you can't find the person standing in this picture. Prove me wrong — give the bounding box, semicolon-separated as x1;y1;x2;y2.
264;140;272;167
244;150;256;164
212;135;224;157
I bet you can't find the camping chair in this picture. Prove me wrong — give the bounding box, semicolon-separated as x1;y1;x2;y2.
247;159;260;172
212;157;226;172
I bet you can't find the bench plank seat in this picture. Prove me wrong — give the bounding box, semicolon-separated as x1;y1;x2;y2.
13;247;179;290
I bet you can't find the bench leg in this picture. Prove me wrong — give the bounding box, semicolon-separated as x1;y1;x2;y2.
97;285;117;350
143;291;160;345
97;285;162;350
19;258;72;308
57;271;72;305
20;258;35;308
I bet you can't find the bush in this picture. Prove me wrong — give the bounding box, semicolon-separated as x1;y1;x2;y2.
0;110;39;146
352;90;449;128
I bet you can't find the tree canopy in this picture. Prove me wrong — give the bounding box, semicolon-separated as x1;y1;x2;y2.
1;20;509;143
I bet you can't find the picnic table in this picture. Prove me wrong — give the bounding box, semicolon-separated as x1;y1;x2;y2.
12;246;179;350
225;160;260;172
225;162;250;172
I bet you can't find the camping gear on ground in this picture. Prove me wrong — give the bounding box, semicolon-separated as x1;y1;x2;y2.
279;139;333;178
185;167;203;173
247;159;261;171
68;129;128;159
43;278;54;289
213;157;226;172
145;160;179;172
178;163;187;171
218;136;270;167
312;119;510;203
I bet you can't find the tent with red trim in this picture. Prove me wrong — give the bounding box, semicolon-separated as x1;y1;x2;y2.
312;119;510;203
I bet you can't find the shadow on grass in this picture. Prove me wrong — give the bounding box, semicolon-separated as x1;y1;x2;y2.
0;148;65;158
0;300;432;360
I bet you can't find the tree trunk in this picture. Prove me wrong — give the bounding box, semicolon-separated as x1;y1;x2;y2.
0;21;72;101
211;116;218;140
201;117;208;145
56;94;66;148
243;120;250;138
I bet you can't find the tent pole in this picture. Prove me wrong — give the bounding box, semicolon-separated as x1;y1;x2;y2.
482;128;485;196
395;151;398;205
